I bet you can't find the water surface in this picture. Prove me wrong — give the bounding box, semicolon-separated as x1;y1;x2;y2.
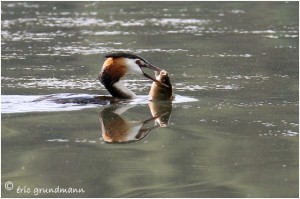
1;1;299;198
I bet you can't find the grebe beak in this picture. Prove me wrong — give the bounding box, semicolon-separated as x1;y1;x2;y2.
141;63;169;88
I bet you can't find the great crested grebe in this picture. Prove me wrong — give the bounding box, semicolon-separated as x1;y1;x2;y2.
99;52;168;99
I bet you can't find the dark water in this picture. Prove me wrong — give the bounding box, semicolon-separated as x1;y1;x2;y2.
1;1;299;198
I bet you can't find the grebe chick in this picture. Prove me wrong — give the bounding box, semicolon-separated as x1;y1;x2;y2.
149;70;174;100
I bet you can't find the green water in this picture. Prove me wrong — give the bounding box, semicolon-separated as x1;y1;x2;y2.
1;1;299;198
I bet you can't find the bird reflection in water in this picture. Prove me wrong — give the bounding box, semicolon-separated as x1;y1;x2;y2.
99;101;172;143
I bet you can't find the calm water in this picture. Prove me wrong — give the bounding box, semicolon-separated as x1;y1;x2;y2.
1;1;299;198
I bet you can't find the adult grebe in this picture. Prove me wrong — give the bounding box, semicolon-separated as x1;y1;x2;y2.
99;52;168;99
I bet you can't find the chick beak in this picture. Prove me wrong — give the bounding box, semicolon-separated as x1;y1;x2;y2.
141;63;169;88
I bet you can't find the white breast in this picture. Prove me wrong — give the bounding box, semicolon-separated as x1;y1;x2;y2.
113;81;137;98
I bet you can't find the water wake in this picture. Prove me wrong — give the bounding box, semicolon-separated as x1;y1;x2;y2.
1;93;197;114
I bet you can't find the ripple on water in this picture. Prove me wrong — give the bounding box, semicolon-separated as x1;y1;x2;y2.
175;83;243;91
2;77;100;90
198;117;298;137
202;53;253;58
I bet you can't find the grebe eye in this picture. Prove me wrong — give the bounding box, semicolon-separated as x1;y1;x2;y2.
135;60;141;65
135;59;144;66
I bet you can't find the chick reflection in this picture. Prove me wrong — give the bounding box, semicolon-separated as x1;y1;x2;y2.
148;101;172;127
99;102;172;143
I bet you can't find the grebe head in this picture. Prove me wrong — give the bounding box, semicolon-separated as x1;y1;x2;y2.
99;52;166;99
105;52;163;81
